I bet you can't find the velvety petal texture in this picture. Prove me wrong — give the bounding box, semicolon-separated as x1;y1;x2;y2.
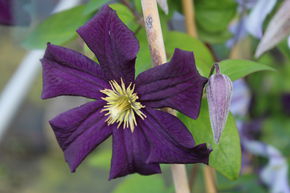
110;126;161;179
50;100;112;172
136;48;208;119
42;5;210;180
142;109;211;164
77;5;139;84
41;43;109;99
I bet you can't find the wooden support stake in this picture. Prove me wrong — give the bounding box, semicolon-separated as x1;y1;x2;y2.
182;0;198;37
141;1;190;193
203;166;217;193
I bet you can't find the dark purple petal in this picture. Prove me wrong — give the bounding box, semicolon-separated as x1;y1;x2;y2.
142;108;211;164
0;0;30;26
41;43;109;99
135;48;207;119
50;100;112;172
150;108;195;148
77;5;139;83
282;93;290;116
0;0;11;25
109;126;161;179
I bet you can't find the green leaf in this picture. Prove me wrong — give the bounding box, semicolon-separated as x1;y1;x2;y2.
219;59;275;81
178;100;241;180
196;1;236;33
167;0;182;13
112;174;171;193
109;3;139;32
165;31;214;76
84;0;110;15
195;0;237;43
22;5;90;49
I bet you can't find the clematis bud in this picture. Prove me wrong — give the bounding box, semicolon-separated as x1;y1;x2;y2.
206;64;233;144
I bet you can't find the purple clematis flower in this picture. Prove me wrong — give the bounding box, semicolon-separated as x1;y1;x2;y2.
41;5;211;179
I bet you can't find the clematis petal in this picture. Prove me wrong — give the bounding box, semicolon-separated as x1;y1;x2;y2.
142;109;211;164
50;100;112;172
146;108;195;149
41;43;109;99
0;0;11;25
109;125;161;179
135;48;207;119
77;5;139;83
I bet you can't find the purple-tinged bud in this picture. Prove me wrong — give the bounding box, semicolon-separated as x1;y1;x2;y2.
206;64;233;144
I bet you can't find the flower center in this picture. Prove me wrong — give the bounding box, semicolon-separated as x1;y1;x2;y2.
100;79;146;132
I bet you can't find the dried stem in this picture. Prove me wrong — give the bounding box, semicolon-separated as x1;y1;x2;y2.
140;1;190;193
182;0;197;37
141;0;166;66
188;165;199;192
208;63;220;77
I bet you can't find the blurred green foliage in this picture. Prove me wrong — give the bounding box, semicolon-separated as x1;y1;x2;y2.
112;174;172;193
217;174;267;192
84;0;111;15
195;0;237;43
22;5;91;49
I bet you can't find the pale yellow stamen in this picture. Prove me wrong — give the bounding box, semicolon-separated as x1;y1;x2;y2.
100;79;146;132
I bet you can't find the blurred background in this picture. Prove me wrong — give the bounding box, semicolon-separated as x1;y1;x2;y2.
0;0;290;192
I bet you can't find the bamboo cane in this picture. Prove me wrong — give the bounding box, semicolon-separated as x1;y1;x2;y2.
140;1;191;193
182;0;198;37
203;166;217;193
181;1;218;192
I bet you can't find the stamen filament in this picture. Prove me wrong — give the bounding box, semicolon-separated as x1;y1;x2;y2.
100;79;146;132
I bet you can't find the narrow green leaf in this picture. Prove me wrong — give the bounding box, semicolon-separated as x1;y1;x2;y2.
109;3;139;32
219;59;275;81
178;100;241;180
112;174;171;193
135;29;152;76
22;5;90;49
165;31;214;76
83;0;110;15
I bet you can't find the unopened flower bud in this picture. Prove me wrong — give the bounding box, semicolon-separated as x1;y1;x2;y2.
206;64;233;144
